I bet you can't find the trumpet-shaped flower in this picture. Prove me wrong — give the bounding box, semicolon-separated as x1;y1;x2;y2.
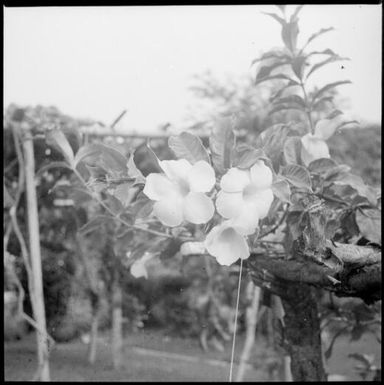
204;220;250;266
301;115;343;166
215;160;274;235
143;159;215;227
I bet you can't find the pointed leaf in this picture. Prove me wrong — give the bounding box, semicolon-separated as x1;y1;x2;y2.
271;178;291;203
209;118;236;174
308;158;338;174
133;143;163;177
255;74;295;86
256;61;290;83
281;164;312;190
74;143;128;173
233;146;267;169
79;215;113;236
306;56;350;79
168;132;210;164
312;81;352;103
275;95;306;108
262;12;286;26
36;161;72;177
46;129;74;166
356;209;381;245
283;136;302;164
303;27;335;49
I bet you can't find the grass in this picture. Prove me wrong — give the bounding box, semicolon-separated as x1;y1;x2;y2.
4;328;381;381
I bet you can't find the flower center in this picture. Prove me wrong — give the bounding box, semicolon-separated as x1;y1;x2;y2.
242;183;259;202
178;179;190;196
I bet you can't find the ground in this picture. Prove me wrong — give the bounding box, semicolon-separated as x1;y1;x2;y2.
4;328;381;381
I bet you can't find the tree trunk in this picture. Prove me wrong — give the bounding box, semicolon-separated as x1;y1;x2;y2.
236;282;261;382
88;293;100;364
111;274;123;369
281;283;327;382
23;129;50;381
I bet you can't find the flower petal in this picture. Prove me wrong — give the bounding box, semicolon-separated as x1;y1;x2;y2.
159;159;192;182
250;160;273;190
229;209;259;235
205;223;250;266
247;188;274;219
143;173;176;201
153;197;184;227
220;168;250;193
188;160;216;192
301;134;330;166
183;192;214;224
216;190;245;219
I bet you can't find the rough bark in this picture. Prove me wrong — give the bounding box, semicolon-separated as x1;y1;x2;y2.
247;240;381;304
281;284;327;382
88;292;100;365
23;129;50;381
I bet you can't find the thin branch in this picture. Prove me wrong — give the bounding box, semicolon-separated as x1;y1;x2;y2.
72;168;194;242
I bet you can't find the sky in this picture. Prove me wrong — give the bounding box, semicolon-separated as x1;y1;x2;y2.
4;5;382;134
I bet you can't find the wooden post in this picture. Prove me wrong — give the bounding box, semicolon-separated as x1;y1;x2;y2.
22;128;50;381
236;281;261;382
111;269;123;369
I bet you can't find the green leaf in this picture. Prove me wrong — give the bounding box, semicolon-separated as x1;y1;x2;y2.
256;61;290;83
255;74;295;86
271;178;291;203
355;208;381;245
74;143;128;173
79;215;113;236
312;81;352;103
290;5;304;22
104;192;125;215
281;164;312;190
209;118;236;174
282;21;299;52
45;129;75;166
133;143;163;177
292;55;306;79
36;161;72;177
330;173;377;205
113;182;135;208
251;50;290;66
275;95;306;108
114;229;134;257
312;96;334;110
334;120;359;131
308;158;338;174
168;132;210;164
303;27;335;49
233;146;267;169
306;56;350;79
269;104;304;116
306;48;338;58
262;12;286;26
283;136;302;164
269;80;300;102
258;124;290;168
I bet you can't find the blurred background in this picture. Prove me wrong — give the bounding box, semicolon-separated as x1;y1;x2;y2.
4;4;381;382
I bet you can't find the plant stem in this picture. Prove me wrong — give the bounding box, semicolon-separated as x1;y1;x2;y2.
300;81;315;134
72;169;194;242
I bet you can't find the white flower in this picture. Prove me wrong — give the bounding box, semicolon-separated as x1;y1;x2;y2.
130;252;154;279
215;160;274;235
204;220;250;266
301;115;343;166
143;159;215;227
